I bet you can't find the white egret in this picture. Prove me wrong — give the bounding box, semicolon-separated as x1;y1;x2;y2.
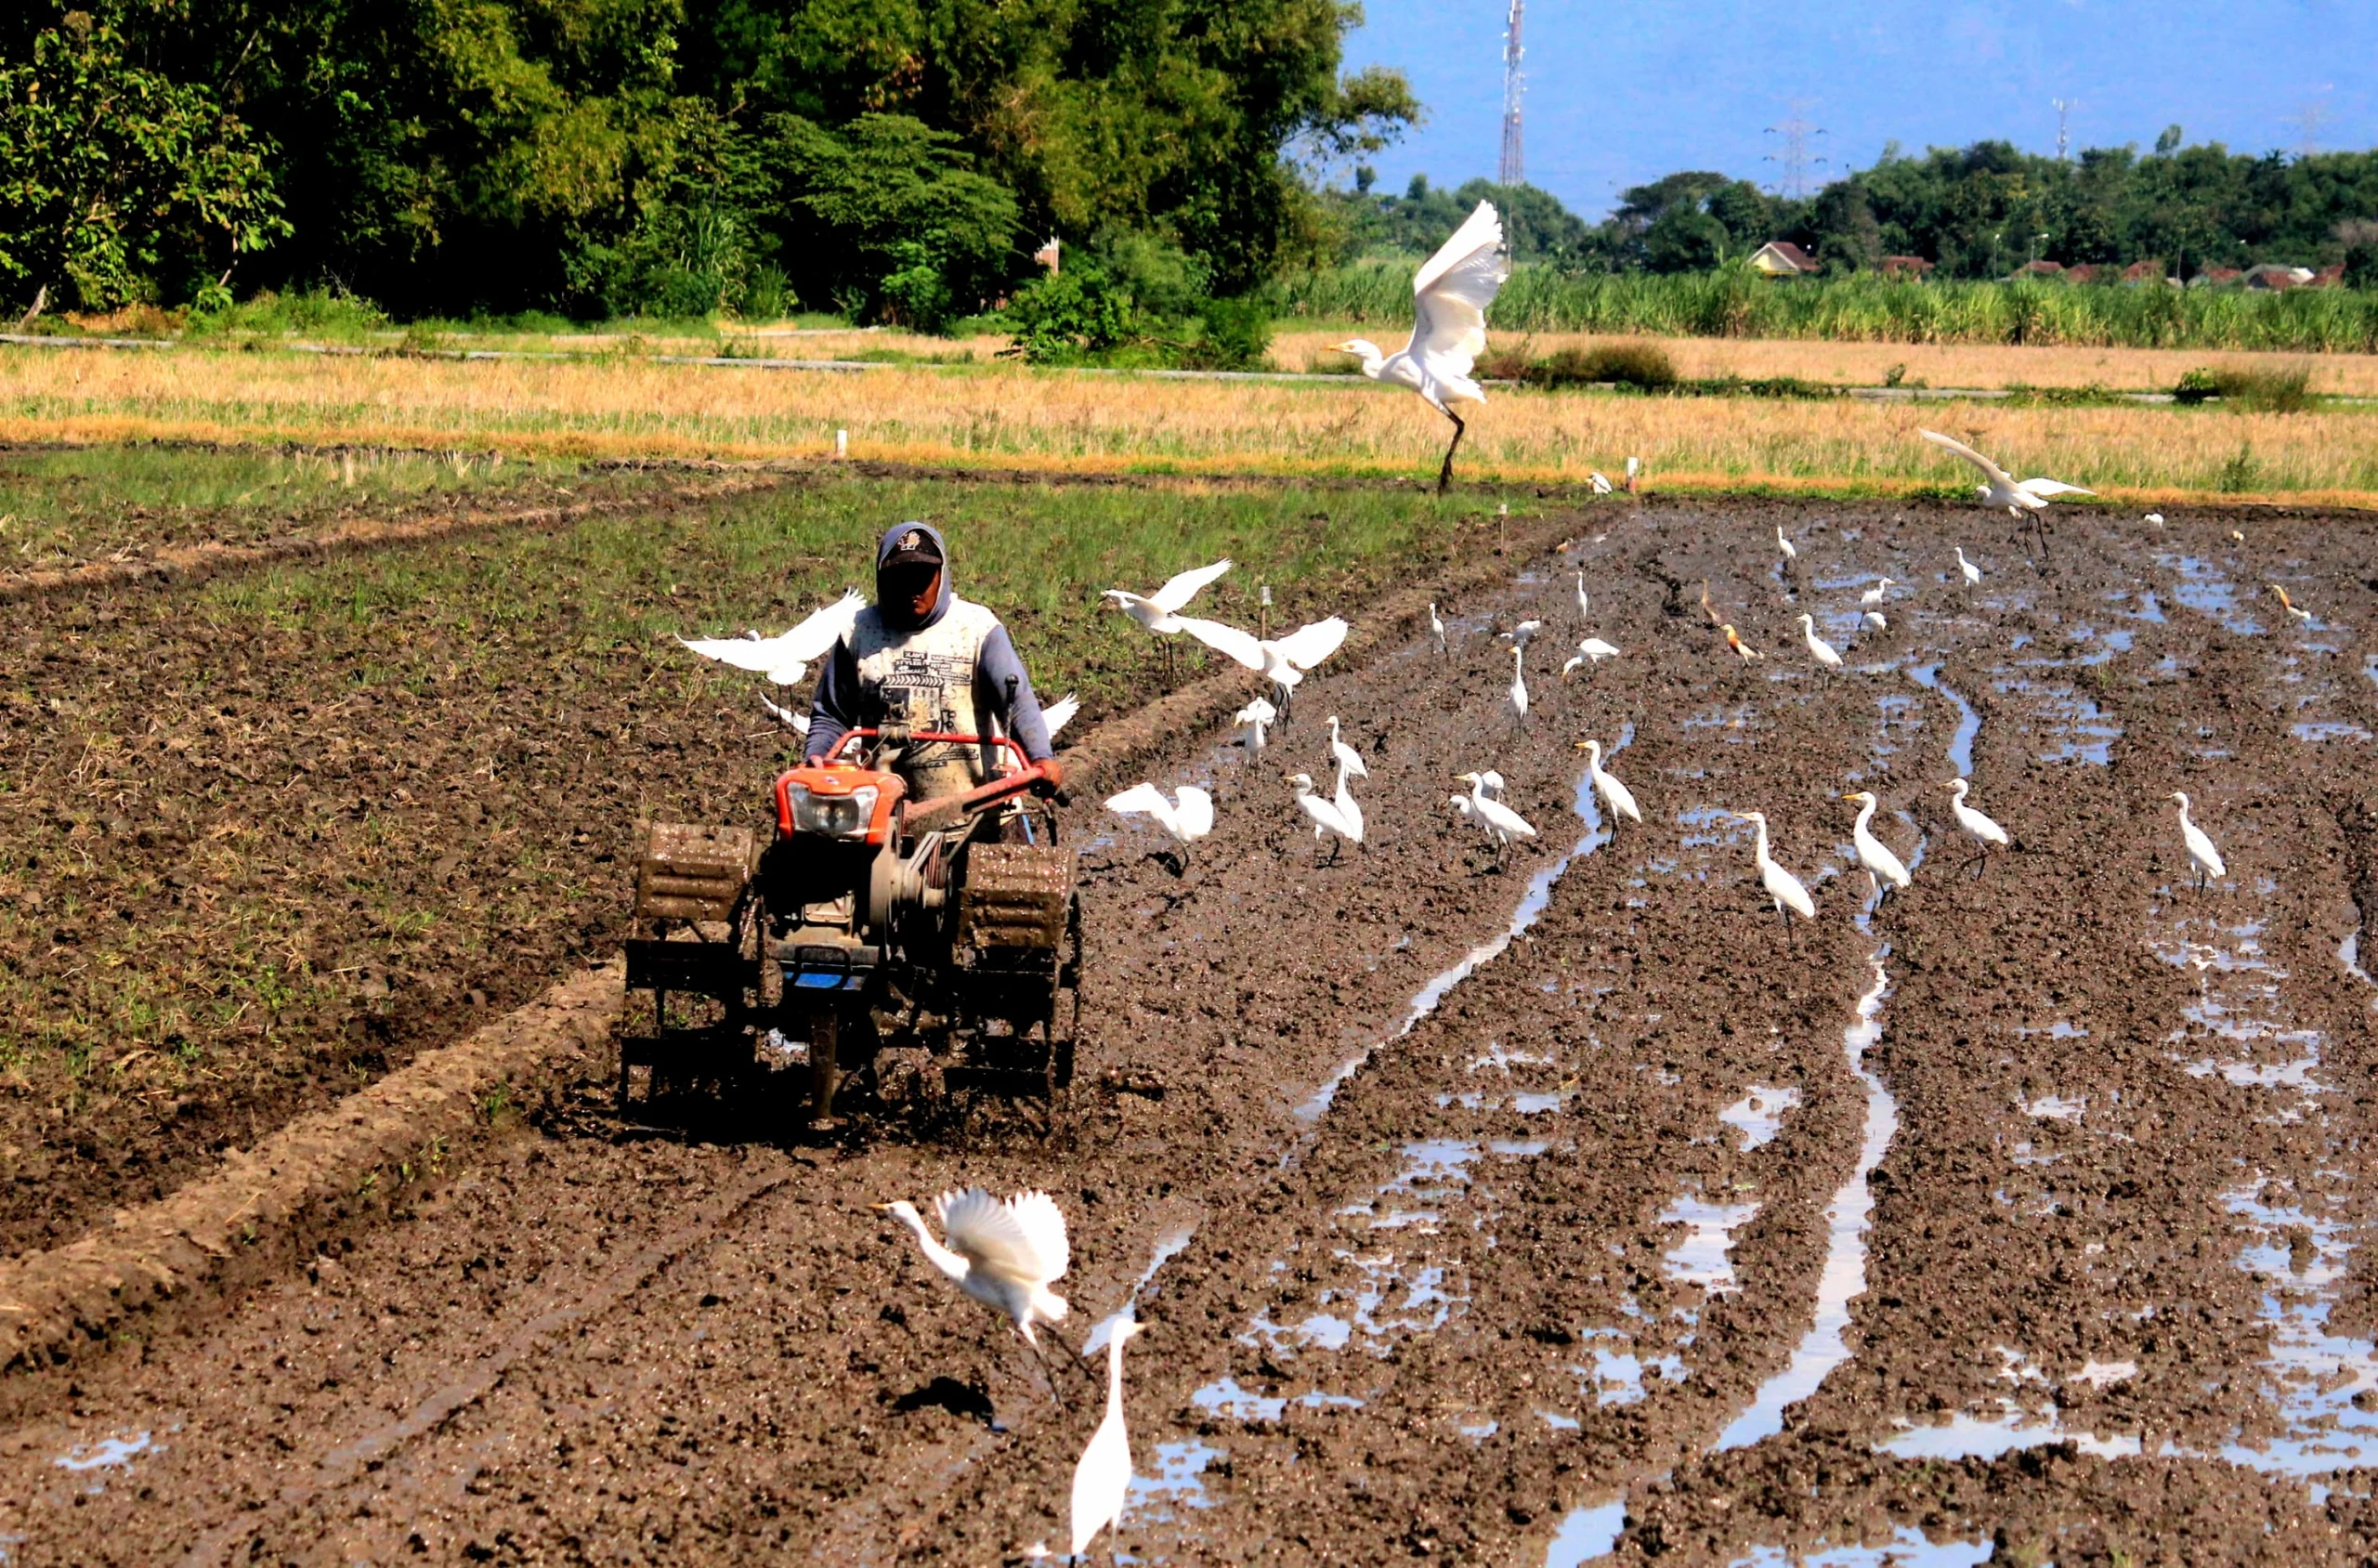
1507;646;1529;724
1589;471;1614;495
1500;619;1545;649
1919;429;2096;516
1861;578;1895;606
2231;529;2246;544
1429;603;1447;657
1626;455;1641;490
1574;570;1591;621
678;588;863;686
2267;584;2315;624
1475;768;1507;801
1574;739;1640;826
1560;637;1621;677
2170;791;2226;891
1456;771;1537;862
1777;527;1797;561
1235;696;1277;752
761;690;810;734
1288;772;1362;861
1722;623;1763;663
1940;777;2009;876
1069;1317;1148;1559
878;1188;1071;1359
2144;512;2165;526
1797;614;1843;669
1864;611;1888;633
1326;716;1369;780
1329;201;1509;490
1731;810;1817;924
1040;692;1080;737
1954;547;1983;586
1177;614;1350;720
1332;760;1365;845
1842;791;1913;897
1104;783;1215;869
1101;559;1231;634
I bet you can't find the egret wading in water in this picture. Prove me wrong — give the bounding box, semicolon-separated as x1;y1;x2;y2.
1861;578;1894;606
1103;783;1214;873
1329;201;1510;492
1842;791;1913;899
1940;777;2009;877
1500;619;1544;650
1731;810;1817;925
1798;614;1843;669
2170;791;2227;892
877;1188;1075;1397
1069;1317;1148;1560
1561;637;1621;677
1507;645;1529;725
1455;771;1537;866
1574;739;1641;827
1288;772;1362;863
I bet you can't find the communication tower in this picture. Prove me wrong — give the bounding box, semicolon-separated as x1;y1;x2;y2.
1498;0;1524;187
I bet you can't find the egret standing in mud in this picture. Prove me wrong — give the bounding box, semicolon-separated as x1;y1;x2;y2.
1842;791;1913;899
1329;202;1510;492
1561;637;1622;677
1326;716;1369;781
1288;772;1362;862
1940;777;2009;876
1798;614;1843;670
1574;739;1641;827
1507;646;1529;725
1455;771;1537;864
1574;570;1591;621
1954;547;1983;587
1776;527;1797;561
2170;791;2227;892
1069;1317;1147;1560
1731;810;1816;924
1103;783;1214;873
1235;696;1276;753
1429;602;1448;657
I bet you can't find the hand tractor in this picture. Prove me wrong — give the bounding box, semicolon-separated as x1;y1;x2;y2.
619;726;1080;1129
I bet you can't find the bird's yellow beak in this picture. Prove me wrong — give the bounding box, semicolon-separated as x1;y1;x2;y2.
1328;340;1360;355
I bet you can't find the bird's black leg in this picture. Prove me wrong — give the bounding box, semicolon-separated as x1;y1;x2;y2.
1437;408;1468;494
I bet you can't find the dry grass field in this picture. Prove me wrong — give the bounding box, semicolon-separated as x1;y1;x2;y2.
1275;326;2378;395
7;340;2376;504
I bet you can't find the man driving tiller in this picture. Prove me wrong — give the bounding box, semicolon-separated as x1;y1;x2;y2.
804;521;1063;828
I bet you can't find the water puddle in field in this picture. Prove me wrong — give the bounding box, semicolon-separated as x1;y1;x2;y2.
2157;553;2267;634
1715;957;1900;1451
1293;725;1632;1124
1877;1405;2145;1460
52;1431;153;1472
2293;721;2373;744
1719;1087;1801;1151
1905;664;1979;776
1125;1438;1224;1522
1725;1527;1998;1566
1660;1196;1760;1294
2152;899;2328;1101
1985;671;2118;765
1544;1497;1630;1565
2210;1178;2378;1473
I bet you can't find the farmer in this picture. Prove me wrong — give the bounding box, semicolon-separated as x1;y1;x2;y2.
803;521;1062;806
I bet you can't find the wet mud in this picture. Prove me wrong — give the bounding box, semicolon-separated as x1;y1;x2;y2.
0;499;2372;1564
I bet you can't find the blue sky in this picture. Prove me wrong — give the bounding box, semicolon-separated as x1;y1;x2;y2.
1333;0;2377;219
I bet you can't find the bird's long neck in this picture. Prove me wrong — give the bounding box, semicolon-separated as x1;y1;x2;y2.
1585;743;1601;772
894;1209;971;1284
1750;817;1771;862
1951;781;1969;808
1105;1331;1130;1421
1853;799;1875;835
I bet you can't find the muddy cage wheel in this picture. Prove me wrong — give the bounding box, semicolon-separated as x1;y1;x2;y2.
1047;888;1084;1105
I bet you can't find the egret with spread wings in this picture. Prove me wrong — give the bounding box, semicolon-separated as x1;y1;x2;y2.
1331;202;1510;491
1176;614;1350;721
1919;429;2096;516
677;589;865;686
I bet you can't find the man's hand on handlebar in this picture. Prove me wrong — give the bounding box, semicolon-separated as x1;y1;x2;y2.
1031;757;1065;795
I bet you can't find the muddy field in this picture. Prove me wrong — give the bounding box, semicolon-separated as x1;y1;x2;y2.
1;491;2375;1564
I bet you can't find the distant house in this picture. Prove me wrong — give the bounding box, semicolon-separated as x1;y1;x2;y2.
2121;258;2167;285
2062;264;2104;284
2313;264;2346;287
2004;259;2066;281
1747;241;1819;277
2188;267;2244;288
1878;255;1934;279
2241;263;2319;291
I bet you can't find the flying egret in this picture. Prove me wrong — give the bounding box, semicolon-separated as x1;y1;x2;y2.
1797;614;1843;669
1861;578;1895;606
2170;791;2226;891
878;1188;1072;1392
1104;783;1214;871
1842;791;1913;898
1069;1317;1148;1559
1940;777;2009;876
1104;559;1232;681
1731;810;1816;924
761;690;810;734
1589;472;1614;495
1574;739;1641;826
1177;614;1349;721
1288;772;1362;862
1456;771;1537;863
1235;696;1277;752
2267;584;2315;623
1326;716;1369;780
1776;527;1797;561
1328;201;1509;491
1561;637;1621;677
1574;571;1591;621
1919;429;2097;516
677;588;863;686
1722;623;1764;663
1507;646;1529;724
1040;692;1080;737
1954;547;1983;586
1429;603;1447;657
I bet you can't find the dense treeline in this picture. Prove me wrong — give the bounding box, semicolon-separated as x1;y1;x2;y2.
1331;135;2378;282
0;0;1414;320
